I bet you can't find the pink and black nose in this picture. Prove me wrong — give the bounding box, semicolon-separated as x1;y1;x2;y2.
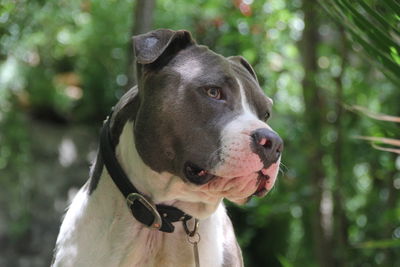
251;128;283;168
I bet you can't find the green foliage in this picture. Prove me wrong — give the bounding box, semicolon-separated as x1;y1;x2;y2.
355;238;400;249
0;0;134;122
319;0;400;85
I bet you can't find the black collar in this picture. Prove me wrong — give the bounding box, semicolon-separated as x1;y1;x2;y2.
99;113;192;233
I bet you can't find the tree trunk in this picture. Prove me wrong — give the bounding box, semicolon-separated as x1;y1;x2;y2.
126;0;156;89
300;1;335;266
332;26;350;267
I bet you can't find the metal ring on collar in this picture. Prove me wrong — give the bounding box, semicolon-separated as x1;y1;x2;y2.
183;218;199;237
126;193;162;230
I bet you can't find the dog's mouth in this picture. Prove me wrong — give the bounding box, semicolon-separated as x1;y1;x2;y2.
185;161;272;198
252;169;270;197
184;161;216;185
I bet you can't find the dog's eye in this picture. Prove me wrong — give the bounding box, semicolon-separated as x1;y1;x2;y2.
264;111;271;122
205;87;222;100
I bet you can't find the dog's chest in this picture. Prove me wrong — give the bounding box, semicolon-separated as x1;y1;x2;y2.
117;228;193;267
54;185;225;267
113;216;224;267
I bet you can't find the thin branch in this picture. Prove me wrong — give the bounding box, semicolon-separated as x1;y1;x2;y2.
346;105;400;123
354;136;400;147
372;144;400;154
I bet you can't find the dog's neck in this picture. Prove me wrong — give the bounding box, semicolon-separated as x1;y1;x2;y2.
113;121;222;220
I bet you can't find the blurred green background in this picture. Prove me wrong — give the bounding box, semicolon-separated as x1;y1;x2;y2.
0;0;399;266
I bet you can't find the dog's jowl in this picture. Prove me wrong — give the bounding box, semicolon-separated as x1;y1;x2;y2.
53;29;283;267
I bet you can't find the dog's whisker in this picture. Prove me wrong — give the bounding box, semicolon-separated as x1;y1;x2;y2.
279;162;288;172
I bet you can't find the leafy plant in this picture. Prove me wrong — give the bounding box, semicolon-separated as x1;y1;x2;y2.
319;1;400;155
319;0;400;85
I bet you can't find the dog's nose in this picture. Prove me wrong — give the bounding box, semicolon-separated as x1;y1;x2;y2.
251;128;283;167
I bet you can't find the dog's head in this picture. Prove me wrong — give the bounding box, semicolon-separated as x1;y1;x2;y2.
115;29;283;205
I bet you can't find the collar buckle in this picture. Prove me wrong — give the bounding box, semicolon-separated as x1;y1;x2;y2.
126;193;162;230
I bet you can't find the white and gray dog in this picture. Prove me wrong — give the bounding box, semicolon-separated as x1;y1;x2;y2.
53;29;283;267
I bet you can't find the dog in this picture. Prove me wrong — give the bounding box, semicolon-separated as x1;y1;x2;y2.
52;29;283;267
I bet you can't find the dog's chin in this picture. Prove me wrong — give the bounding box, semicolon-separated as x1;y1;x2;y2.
223;169;273;205
190;162;279;205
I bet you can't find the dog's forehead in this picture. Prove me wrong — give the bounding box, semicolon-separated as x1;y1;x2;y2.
172;57;204;81
171;47;251;87
171;46;231;81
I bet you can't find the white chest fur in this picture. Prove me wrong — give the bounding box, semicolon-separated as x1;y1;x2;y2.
52;170;234;267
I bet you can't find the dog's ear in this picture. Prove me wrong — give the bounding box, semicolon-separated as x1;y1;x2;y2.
228;56;258;83
133;29;195;65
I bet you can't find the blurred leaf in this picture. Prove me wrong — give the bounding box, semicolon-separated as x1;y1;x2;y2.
277;255;295;267
357;0;400;36
354;239;400;249
381;0;400;15
318;0;400;85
